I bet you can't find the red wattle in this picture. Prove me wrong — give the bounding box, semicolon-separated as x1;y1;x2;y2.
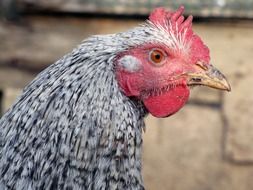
143;86;190;117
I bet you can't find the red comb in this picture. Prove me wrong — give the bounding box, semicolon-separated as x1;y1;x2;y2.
149;6;210;64
149;6;193;33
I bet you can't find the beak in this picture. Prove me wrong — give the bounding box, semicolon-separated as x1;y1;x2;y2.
186;62;231;91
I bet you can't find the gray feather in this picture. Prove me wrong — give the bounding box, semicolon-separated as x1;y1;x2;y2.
0;25;163;190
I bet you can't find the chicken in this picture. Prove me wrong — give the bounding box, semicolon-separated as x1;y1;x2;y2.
0;6;230;190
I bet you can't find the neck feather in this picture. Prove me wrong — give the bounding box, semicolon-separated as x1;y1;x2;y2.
0;38;147;189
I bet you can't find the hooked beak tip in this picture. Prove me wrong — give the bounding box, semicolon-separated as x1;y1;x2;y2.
223;79;231;92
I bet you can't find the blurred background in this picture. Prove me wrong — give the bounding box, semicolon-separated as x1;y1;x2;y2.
1;0;253;189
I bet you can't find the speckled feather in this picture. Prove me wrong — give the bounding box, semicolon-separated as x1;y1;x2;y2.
0;9;193;190
0;21;177;190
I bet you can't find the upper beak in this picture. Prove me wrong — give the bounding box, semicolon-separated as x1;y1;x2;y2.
186;62;231;92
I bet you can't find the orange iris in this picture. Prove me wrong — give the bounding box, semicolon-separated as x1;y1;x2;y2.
149;49;165;65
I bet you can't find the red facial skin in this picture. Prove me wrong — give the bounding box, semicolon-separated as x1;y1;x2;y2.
116;6;210;117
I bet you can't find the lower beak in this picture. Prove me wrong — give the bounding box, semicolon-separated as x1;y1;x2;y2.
187;62;231;91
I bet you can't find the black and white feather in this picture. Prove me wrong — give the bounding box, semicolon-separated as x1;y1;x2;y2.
0;23;176;190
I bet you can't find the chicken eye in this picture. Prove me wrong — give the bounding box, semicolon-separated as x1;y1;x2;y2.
149;49;165;65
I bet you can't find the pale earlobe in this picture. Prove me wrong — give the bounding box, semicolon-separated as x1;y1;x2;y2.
118;55;142;73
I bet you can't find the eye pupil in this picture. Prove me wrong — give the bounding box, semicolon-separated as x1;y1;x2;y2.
155;54;161;60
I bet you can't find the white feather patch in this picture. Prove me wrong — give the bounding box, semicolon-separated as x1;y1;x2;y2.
118;55;142;73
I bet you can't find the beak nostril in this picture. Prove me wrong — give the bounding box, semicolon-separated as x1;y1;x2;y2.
190;78;202;83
